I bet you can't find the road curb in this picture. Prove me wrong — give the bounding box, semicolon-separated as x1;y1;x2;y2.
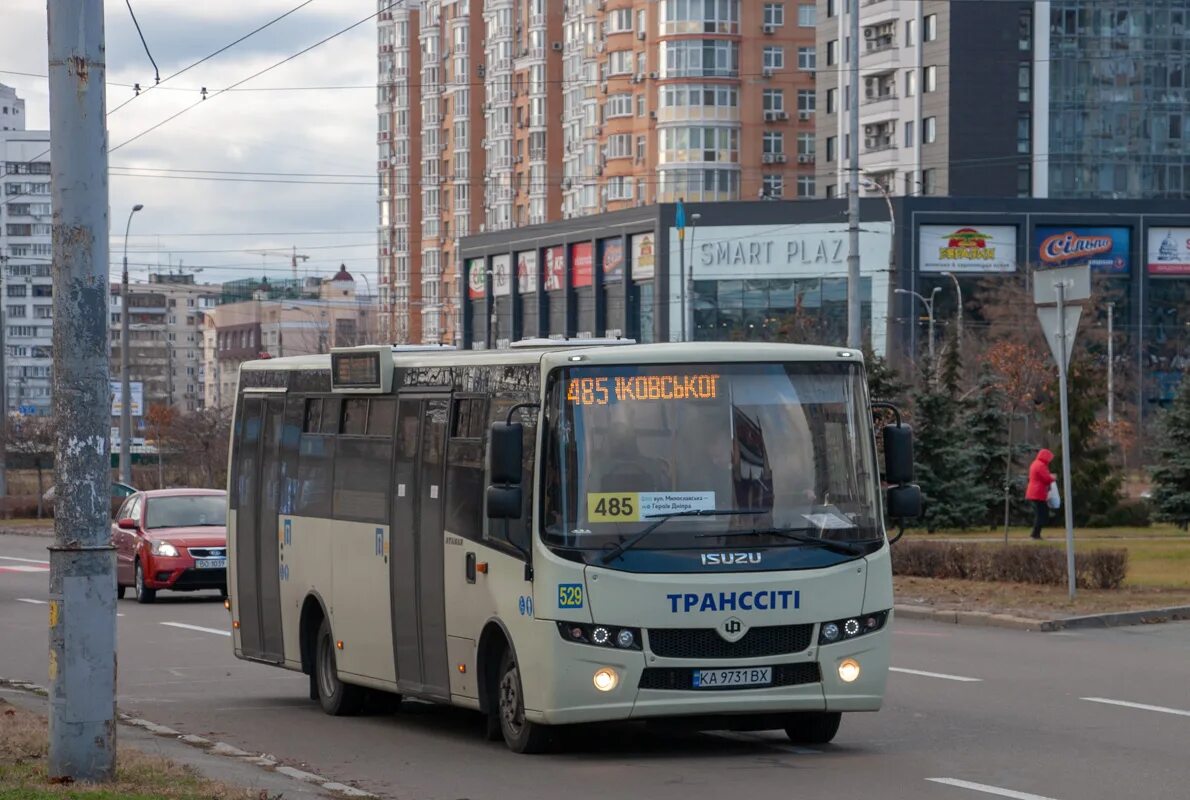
0;678;376;798
895;603;1190;632
894;605;1050;631
1045;605;1190;631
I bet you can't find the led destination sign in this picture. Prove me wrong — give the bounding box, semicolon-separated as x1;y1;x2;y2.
566;373;721;406
332;351;381;388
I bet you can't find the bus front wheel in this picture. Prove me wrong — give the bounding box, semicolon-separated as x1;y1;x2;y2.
314;618;364;717
784;711;841;745
496;650;550;754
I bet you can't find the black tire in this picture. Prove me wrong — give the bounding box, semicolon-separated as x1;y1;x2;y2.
134;561;156;604
784;712;842;745
314;618;364;716
496;649;551;754
116;583;126;600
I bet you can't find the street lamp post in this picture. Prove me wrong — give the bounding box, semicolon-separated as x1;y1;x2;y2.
940;270;963;351
120;203;144;486
686;212;702;342
895;287;940;362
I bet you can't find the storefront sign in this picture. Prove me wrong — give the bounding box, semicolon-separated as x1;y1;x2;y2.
571;242;593;288
919;225;1017;273
492;254;512;297
466;258;485;300
602;238;625;284
631;233;656;281
1033;226;1130;274
109;381;144;417
517;251;538;293
1147;228;1190;276
544;246;565;291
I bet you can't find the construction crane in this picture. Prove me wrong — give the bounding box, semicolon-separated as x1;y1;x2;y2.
244;246;311;280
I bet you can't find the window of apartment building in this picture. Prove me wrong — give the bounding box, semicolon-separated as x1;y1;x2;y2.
638;94;647;116
763;89;785;112
904;120;915;148
637;135;647;161
1018;10;1032;52
763;46;785;70
924;14;937;42
827;0;837;18
33;306;51;319
924;65;937;93
797;90;815;113
923;117;937;144
762;132;785;155
607;93;634;118
6;305;26;318
638;51;647;75
799;4;815;26
1018;63;1031;102
660;126;740;162
606;176;635;201
664;39;740;78
607;133;633;159
905;19;916;47
921;169;937;195
608;50;634;75
797;132;815;157
905;69;917;97
797;176;815;198
1017;116;1031;154
826;88;837;114
763;174;784;198
607;9;633;33
662;0;741;35
661;84;739;110
827;40;838;66
1017;165;1031;197
6;284;26;298
764;4;785;27
797;47;816;70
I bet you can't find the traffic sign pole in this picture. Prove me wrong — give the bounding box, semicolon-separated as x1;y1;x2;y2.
1055;281;1077;600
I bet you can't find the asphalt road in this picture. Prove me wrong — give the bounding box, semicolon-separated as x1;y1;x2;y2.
3;531;1189;800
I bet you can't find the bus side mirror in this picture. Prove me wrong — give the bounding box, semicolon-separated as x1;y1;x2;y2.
487;486;523;520
887;485;922;520
488;422;523;486
883;424;914;485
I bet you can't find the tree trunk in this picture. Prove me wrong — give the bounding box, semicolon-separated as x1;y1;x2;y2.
35;460;45;519
1003;417;1014;546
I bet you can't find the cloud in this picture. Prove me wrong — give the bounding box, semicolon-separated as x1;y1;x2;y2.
4;0;379;287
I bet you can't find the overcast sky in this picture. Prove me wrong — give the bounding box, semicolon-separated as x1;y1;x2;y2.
3;0;378;288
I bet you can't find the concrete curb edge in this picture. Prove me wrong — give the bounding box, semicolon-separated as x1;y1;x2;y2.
895;603;1190;632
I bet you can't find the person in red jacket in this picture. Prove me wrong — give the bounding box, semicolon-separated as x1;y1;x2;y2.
1026;448;1056;539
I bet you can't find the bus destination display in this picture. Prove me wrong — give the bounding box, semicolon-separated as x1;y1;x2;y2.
566;373;720;406
332;352;381;388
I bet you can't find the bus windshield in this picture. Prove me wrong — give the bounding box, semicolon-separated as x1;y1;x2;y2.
541;362;880;554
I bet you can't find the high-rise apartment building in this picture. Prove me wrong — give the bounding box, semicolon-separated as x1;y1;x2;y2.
378;1;817;344
1;83;52;417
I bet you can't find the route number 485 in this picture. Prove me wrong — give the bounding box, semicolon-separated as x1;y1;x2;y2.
594;495;633;517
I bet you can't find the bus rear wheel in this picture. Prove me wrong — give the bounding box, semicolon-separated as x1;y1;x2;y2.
496;650;550;754
314;618;364;717
784;711;842;745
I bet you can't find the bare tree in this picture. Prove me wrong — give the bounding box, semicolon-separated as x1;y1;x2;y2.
169;407;232;489
5;415;56;518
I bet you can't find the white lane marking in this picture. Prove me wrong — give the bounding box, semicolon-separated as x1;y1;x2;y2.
0;556;50;565
711;731;821;754
926;778;1060;800
891;667;982;683
0;565;49;573
160;622;231;637
1081;697;1190;718
16;598;47;605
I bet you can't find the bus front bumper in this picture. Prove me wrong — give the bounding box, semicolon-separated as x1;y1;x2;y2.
526;626;890;727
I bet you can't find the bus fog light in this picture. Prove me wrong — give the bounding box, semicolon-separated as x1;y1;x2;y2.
592;626;611;645
593;668;619;692
821;623;840;642
844;618;861;637
616;629;635;648
838;659;861;683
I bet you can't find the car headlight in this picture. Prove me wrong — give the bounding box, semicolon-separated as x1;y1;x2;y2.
556;622;642;651
151;541;180;557
818;611;888;645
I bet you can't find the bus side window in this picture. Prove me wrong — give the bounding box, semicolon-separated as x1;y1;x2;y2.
366;398;396;437
303;398;322;433
342;398;368;436
320;398;342;435
446;397;488;543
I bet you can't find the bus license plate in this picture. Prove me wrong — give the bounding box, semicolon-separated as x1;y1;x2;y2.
692;668;772;689
195;558;226;570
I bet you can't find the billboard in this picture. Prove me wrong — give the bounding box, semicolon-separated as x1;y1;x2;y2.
109;380;144;417
544;246;565;291
491;254;512;297
516;251;538;293
571;242;593;288
631;232;656;281
1147;228;1190;276
601;237;625;284
919;225;1017;273
1033;226;1130;275
466;258;485;300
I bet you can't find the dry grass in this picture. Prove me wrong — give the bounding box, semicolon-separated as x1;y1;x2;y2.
0;698;269;800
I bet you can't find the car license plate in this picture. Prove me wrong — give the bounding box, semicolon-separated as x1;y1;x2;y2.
692;667;772;689
195;558;226;570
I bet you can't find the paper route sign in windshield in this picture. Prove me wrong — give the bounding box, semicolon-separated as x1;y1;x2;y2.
587;492;715;522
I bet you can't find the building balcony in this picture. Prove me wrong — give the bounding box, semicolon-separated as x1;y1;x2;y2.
656;106;742;125
861;41;900;72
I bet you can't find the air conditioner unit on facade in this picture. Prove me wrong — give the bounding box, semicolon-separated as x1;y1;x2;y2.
762;24;776;35
648;71;658;80
798;110;811;120
762;153;776;164
552;41;563;51
864;28;876;39
762;68;774;78
637;30;646;40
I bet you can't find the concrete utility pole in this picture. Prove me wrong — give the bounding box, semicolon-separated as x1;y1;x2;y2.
846;0;861;349
47;0;117;781
120;203;143;485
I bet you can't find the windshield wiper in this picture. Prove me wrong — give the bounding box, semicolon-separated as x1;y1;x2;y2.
600;509;767;564
697;527;866;556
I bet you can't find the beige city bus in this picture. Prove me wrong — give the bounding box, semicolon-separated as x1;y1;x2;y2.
226;340;920;753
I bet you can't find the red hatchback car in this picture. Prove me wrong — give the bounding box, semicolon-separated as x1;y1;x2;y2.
113;489;228;603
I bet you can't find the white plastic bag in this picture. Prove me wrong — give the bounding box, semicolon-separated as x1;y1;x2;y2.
1046;482;1061;510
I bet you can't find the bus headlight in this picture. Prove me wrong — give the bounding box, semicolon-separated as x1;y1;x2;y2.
818;611;888;645
593;668;619;692
557;622;642;651
838;659;861;683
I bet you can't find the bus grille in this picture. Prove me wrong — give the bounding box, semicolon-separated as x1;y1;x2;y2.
646;624;814;659
639;663;821;691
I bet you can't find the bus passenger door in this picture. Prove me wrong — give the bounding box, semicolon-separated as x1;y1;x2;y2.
390;394;452;700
